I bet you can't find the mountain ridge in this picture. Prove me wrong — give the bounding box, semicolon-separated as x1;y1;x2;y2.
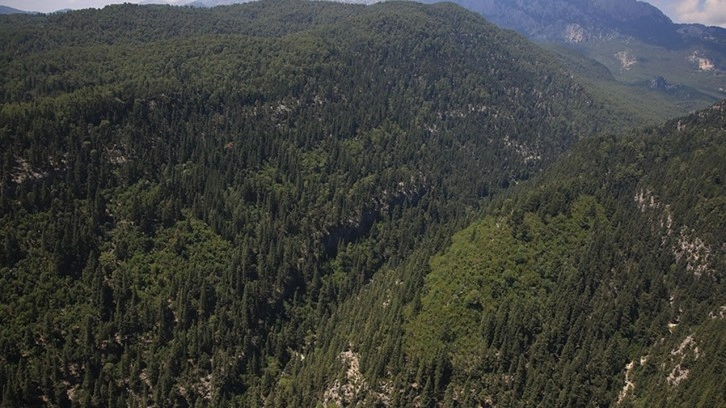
463;0;724;48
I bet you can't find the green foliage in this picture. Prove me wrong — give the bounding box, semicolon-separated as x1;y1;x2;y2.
395;101;726;406
266;102;725;407
407;195;606;361
1;0;722;406
0;1;631;405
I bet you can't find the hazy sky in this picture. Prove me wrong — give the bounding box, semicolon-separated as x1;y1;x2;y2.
3;0;726;28
649;0;726;27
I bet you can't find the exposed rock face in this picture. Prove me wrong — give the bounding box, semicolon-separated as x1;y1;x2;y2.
323;350;367;407
675;229;712;278
688;52;716;71
666;335;701;387
617;360;636;405
634;188;714;278
615;50;637;71
564;24;589;43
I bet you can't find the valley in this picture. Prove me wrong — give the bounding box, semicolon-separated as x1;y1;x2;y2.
0;1;723;406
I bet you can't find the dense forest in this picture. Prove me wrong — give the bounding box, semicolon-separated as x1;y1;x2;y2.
0;1;723;407
266;101;726;407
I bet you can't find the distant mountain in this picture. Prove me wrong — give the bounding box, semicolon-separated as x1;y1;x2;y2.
422;0;726;116
441;0;679;46
138;0;194;5
467;0;726;56
139;0;255;6
139;0;383;8
0;5;31;14
194;0;259;5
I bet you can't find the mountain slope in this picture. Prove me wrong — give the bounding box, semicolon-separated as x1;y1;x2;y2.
0;1;636;406
423;0;726;119
275;99;726;406
403;101;726;406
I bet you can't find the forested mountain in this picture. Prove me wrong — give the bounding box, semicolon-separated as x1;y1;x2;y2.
270;102;726;407
423;0;726;119
105;0;726;120
0;1;646;406
400;101;726;406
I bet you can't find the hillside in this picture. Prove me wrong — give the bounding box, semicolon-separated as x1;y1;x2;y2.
424;0;726;120
0;1;637;406
274;101;726;406
403;101;726;406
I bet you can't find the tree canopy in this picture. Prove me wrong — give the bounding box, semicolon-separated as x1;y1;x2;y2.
0;1;722;407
